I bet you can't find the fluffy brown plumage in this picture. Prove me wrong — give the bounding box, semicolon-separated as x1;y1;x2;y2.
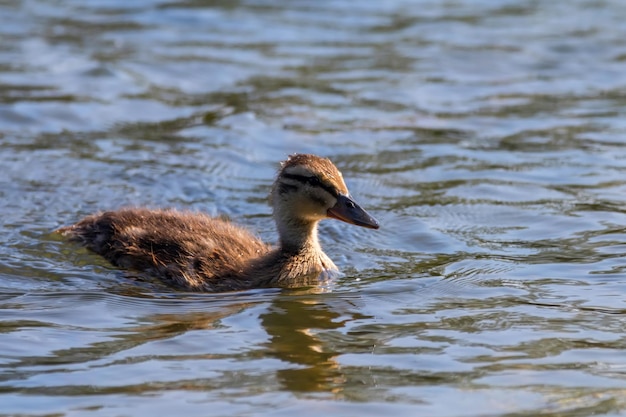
58;154;379;292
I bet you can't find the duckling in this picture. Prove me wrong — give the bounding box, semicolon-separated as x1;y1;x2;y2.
58;154;379;292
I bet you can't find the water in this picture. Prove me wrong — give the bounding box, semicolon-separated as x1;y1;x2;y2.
2;0;626;415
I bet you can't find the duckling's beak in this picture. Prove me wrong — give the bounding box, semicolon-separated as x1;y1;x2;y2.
327;194;380;229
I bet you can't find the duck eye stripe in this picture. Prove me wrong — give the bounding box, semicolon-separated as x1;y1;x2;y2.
282;173;338;198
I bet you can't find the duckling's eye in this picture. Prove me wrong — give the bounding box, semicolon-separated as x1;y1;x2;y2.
307;176;322;187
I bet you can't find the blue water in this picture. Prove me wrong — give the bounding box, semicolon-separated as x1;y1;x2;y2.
2;0;626;415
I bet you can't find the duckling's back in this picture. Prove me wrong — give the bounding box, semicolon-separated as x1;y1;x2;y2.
58;208;271;291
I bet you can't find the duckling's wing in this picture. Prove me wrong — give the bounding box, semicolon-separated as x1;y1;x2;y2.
59;208;270;290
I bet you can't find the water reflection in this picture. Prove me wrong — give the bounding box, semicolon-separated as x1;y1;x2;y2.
261;296;350;394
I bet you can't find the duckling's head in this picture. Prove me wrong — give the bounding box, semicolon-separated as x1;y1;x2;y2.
271;154;379;237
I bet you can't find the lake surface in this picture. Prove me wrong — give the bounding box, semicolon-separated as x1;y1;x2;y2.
2;0;626;415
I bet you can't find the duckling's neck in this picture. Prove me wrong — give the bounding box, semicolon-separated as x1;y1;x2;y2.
270;216;337;286
276;217;322;254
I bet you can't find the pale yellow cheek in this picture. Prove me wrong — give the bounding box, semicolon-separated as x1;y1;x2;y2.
291;197;332;221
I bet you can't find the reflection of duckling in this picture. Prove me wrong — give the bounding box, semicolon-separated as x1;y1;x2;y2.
58;154;379;292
